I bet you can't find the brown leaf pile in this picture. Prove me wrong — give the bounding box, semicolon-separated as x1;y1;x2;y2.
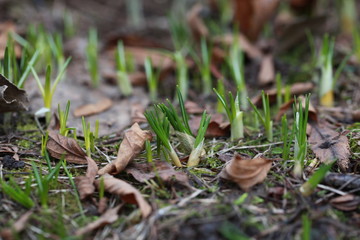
94;174;152;218
98;123;152;175
220;154;273;191
46;131;87;164
308;123;350;171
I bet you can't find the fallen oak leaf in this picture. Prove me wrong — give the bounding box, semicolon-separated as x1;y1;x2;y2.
74;98;113;117
46;131;87;164
75;156;98;200
75;205;121;236
94;174;152;218
220;154;273;191
98;123;152;175
308;123;350;171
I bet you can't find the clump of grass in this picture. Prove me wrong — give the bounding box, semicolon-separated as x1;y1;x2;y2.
115;41;133;96
81;117;98;157
214;88;244;141
144;109;182;167
31;58;71;123
58;101;71;137
293;95;310;177
85;28;100;88
248;91;273;142
1;177;34;209
32;160;62;208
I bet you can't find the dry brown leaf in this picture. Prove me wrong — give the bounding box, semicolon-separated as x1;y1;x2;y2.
130;103;147;124
330;194;360;211
185;101;204;114
0;74;29;112
232;0;280;41
213;34;263;60
75;205;121;236
75;156;98;200
308;123;350;170
251;82;314;107
98;123;152;175
258;54;275;86
0;210;33;240
46;131;87;164
187;3;209;40
125;161;190;187
94;174;152;218
189;113;230;138
220;154;273;191
74;98;113;117
125;47;174;70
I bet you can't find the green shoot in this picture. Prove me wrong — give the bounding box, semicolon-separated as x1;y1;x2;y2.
281;114;295;161
318;35;334;107
145;140;153;163
192;38;212;95
340;0;357;35
300;162;334;196
31;57;71;123
187;111;210;167
32;161;61;208
248;91;273;142
216;79;226;113
58;101;71;136
144;110;182;167
98;176;105;199
125;0;144;28
301;213;312;240
85;28;99;88
1;177;34;209
41;131;49;157
275;73;283;110
293;95;310;177
214;88;244;141
95;120;100;138
115;41;133;96
354;27;360;62
81;117;96;157
63;10;76;38
47;33;65;71
144;57;159;102
228;38;248;109
174;51;188;101
61;161;85;218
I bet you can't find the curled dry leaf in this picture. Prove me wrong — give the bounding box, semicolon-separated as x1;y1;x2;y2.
125;162;190;187
0;74;29;112
75;205;121;236
94;174;152;218
220;154;273;191
46;131;87;164
187;3;209;40
330;194;360;211
232;0;280;41
98;123;152;175
74;98;113;117
0;210;33;240
308;123;350;171
75;156;98;200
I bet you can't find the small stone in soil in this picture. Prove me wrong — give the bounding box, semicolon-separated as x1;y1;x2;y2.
1;155;25;170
